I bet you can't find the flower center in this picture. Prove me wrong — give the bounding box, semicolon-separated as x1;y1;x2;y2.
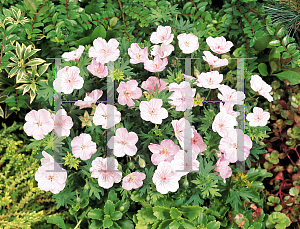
68;79;73;84
255;115;261;121
124;90;131;97
136;53;142;59
149;108;157;116
102;49;108;56
81;144;87;150
153;64;159;69
208;78;213;85
48;175;55;181
161;35;166;41
128;175;136;183
102;114;108;119
96;67;102;74
232;143;237;150
120;140;127;145
161;177;167;182
160;148;168;156
219;123;224;129
184;41;189;47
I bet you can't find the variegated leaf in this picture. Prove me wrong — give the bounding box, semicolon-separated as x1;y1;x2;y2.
20;43;26;59
7;51;18;63
24;49;40;60
25;58;46;66
38;63;51;76
16;68;26;83
30;83;36;92
29;89;36;104
17;72;30;84
16;84;31;95
15;42;22;59
6;62;17;68
23;45;32;60
8;66;19;78
0;106;3;118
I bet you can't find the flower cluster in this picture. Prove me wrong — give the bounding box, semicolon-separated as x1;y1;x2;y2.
25;25;273;195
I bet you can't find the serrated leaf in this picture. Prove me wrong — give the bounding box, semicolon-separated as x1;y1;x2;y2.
103;216;113;228
88;208;104;220
182;219;195;229
47;215;66;229
170;207;182;219
207;221;221;229
90;219;103;229
111;211;123;221
104;200;115;216
180;206;203;221
153;206;170;220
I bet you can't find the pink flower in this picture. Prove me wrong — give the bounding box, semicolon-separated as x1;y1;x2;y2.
172;118;194;143
206;36;234;54
107;128;138;157
117;80;143;107
149;139;180;165
196;71;223;89
87;58;108;78
128;43;149;64
218;85;245;105
152;161;181;194
219;129;252;163
122;172;146;190
53;109;73;138
184;74;196;81
250;75;273;102
141;76;168;93
90;157;122;189
89;38;120;64
170;150;199;178
41;151;55;166
203;51;229;68
93;103;121;129
177;33;199;54
53;66;84;94
139;98;168;124
144;55;168;72
74;89;103;109
215;155;232;183
246;107;270;126
212;111;237;137
71;133;97;160
35;162;67;194
150;25;174;45
151;44;174;58
179;126;207;155
62;45;85;61
219;102;240;118
24;109;54;140
168;81;196;111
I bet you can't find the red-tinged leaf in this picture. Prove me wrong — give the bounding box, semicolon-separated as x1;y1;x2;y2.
274;172;284;181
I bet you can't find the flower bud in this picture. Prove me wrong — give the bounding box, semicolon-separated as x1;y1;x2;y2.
139;158;146;168
183;178;189;188
128;161;135;170
118;163;122;171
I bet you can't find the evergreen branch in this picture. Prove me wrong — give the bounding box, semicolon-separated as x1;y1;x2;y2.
191;0;198;12
66;0;69;19
237;4;254;36
249;8;266;25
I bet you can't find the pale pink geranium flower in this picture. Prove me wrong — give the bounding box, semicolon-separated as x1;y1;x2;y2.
117;80;143;107
203;51;229;68
139;98;168;124
107;128;138;157
171;150;200;178
74;89;103;109
219;102;240;118
53;109;73;138
144;55;168;73
219;129;252;163
172;118;194;143
215;155;232;183
89;37;120;64
179;126;207;155
218;85;245;105
168;81;196;111
177;33;199;54
246;107;270;126
250;75;273;102
71;133;97;160
212;111;237;137
122;172;146;190
24;109;54;140
141;76;168;93
41;151;55;166
93;103;121;129
152;161;181;194
62;45;85;61
206;36;234;54
149;139;180;165
90;157;122;189
151;44;174;59
196;71;223;89
53;66;84;94
128;43;149;64
35;162;67;194
87;58;108;78
150;25;174;45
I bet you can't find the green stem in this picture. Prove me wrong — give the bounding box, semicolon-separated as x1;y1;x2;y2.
205;89;211;100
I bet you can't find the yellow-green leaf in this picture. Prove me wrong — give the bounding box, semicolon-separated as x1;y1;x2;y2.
16;68;26;83
24;48;40;60
8;66;19;78
0;106;3;118
29;89;36;104
24;0;38;13
25;58;46;66
38;63;51;76
15;42;22;59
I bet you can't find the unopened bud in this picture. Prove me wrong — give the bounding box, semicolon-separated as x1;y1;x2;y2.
139;158;146;168
250;204;257;211
118;164;122;171
128;161;135;170
183;179;189;188
194;68;200;77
